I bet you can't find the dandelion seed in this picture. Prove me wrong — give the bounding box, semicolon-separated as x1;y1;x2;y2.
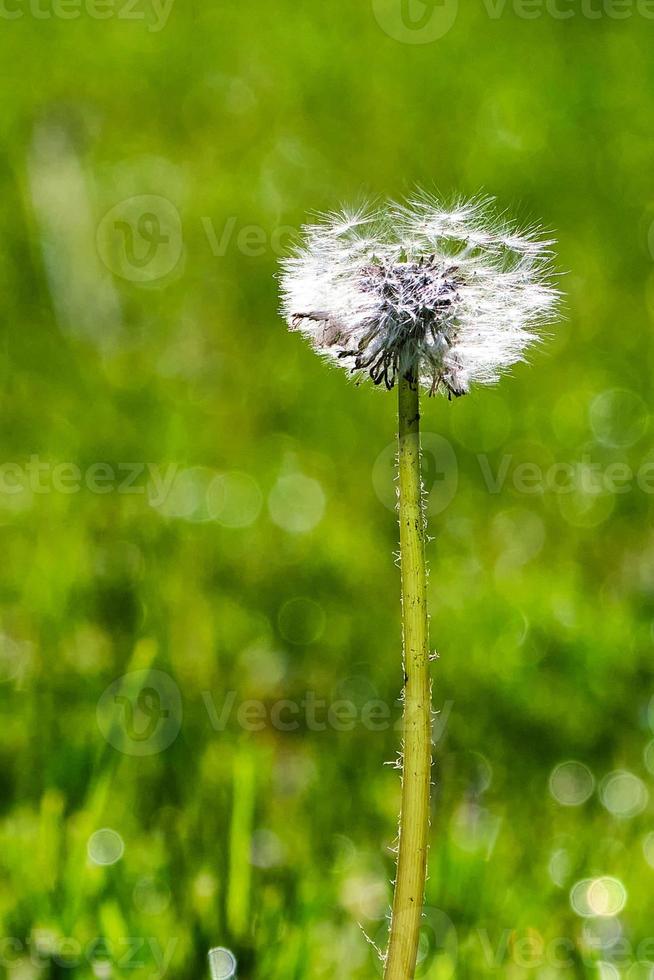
280;193;559;397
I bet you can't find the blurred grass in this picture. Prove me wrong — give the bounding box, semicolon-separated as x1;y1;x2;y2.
0;2;653;978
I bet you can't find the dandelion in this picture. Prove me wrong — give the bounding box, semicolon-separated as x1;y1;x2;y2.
279;192;560;980
280;193;558;397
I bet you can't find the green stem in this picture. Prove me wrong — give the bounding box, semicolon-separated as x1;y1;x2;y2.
384;375;432;980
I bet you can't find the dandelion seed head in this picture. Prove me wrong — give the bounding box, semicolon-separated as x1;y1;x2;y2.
279;193;560;397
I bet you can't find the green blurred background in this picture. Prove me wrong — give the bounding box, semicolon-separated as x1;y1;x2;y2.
1;1;654;977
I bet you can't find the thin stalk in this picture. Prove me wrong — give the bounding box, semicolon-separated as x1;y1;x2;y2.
384;375;432;980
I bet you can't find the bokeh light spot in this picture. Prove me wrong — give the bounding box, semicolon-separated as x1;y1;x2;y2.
268;474;325;533
87;828;124;866
590;389;649;448
339;873;387;920
571;877;626;919
600;771;649;819
207;471;263;528
208;947;237;980
493;508;545;572
549;761;595;807
643;832;654;870
582;916;622;953
251;828;285;868
278;597;326;645
597;963;621;980
570;878;594;917
0;633;30;684
548;848;571;888
587;877;627;917
450;803;500;858
132;876;171;915
558;486;615;529
152;466;217;522
644;740;654;776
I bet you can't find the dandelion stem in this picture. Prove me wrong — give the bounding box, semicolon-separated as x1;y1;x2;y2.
384;375;432;980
